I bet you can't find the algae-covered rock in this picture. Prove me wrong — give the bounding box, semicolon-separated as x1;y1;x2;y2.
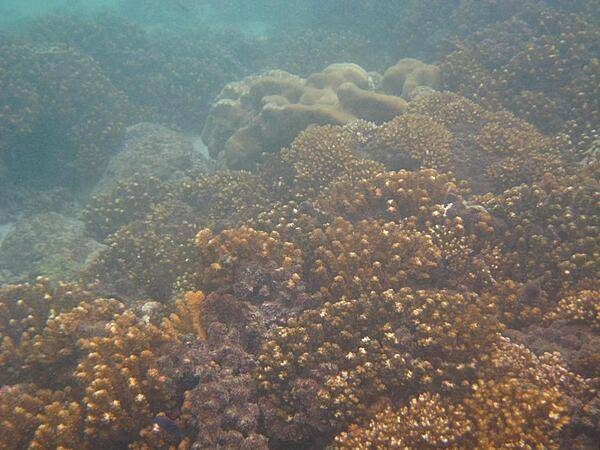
0;212;105;282
93;123;213;196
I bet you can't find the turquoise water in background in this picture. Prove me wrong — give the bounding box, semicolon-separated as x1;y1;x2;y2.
0;0;119;27
0;0;297;36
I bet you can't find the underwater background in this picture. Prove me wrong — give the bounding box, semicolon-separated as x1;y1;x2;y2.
0;1;598;448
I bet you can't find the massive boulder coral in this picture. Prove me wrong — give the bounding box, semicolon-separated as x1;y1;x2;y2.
201;59;439;169
92;123;213;197
27;13;247;129
381;58;440;100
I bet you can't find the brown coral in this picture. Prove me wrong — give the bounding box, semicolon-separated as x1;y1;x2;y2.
306;218;442;299
545;290;600;331
482;171;599;299
334;393;471;449
441;7;599;159
0;279;95;385
256;287;502;443
316;168;463;224
201;59;438;169
260;124;385;203
367;114;453;171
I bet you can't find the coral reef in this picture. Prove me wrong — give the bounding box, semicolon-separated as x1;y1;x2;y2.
83;175;173;241
0;279;96;385
201;59;440;169
482;171;599;298
367;114;453;171
0;2;598;449
92;123;212;197
381;58;440;100
546;290;600;331
260;125;385;203
27;13;248;129
402;91;565;193
86;170;273;301
0;279;195;449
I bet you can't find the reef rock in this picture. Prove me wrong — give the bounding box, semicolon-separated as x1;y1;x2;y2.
0;212;105;283
202;59;439;169
93;123;213;196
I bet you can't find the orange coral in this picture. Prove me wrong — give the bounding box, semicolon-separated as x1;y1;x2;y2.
164;290;207;340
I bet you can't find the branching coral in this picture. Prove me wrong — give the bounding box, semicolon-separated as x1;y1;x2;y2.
0;279;94;384
185;225;305;309
335;336;585;449
73;309;180;445
0;279;196;449
177;170;272;232
86;170;274;301
0;384;74;450
261;125;385;203
334;393;471;449
256;288;501;444
545;290;600;331
371;91;566;193
84;201;199;301
367;114;453;171
83;176;173;241
316;168;463;224
1;3;597;450
482;171;599;299
306;218;442;299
